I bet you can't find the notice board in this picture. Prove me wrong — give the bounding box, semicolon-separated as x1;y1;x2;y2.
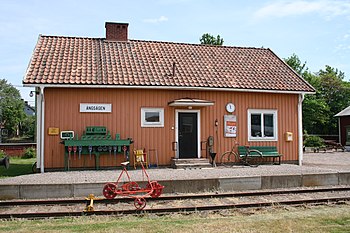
224;115;237;137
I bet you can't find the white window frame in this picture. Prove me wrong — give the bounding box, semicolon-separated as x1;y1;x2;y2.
141;108;164;127
248;109;278;141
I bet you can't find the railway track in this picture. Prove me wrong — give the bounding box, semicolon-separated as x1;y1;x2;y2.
1;186;350;219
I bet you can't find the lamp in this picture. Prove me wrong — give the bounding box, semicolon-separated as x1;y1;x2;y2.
215;119;219;126
29;91;39;97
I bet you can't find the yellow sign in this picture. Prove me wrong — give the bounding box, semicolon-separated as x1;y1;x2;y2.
48;127;60;135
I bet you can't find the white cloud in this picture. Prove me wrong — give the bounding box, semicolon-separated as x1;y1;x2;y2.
143;16;169;23
334;33;350;53
254;0;350;20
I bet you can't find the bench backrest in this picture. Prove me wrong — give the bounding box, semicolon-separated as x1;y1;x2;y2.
238;146;278;155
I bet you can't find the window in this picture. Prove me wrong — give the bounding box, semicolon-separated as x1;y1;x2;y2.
141;108;164;127
248;109;277;141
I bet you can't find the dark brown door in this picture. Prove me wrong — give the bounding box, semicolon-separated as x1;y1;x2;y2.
178;112;198;158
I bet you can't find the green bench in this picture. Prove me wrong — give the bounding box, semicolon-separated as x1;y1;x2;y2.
238;146;282;165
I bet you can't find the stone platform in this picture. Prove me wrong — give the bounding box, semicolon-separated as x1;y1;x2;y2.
1;152;350;199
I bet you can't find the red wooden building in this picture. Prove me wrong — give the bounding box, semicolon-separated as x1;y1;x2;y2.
335;106;350;148
23;22;315;172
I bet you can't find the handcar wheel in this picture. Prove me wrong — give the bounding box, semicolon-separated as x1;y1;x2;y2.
103;183;117;199
150;188;163;198
134;197;146;210
147;182;164;198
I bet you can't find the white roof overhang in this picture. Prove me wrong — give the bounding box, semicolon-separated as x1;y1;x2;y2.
168;98;214;107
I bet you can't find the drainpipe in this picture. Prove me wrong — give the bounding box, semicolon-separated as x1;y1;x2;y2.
338;117;341;145
298;93;304;166
35;87;40;172
39;87;45;173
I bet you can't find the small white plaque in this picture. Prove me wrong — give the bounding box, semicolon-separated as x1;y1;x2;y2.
80;103;112;113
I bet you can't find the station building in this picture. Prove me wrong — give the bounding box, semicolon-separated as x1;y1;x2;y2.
23;22;315;172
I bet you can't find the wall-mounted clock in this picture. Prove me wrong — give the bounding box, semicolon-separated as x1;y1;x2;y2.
226;103;235;113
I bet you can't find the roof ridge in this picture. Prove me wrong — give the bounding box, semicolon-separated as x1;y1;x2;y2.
128;39;269;50
40;35;104;40
39;35;269;50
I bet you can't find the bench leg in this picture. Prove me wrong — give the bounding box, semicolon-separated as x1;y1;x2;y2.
272;157;281;165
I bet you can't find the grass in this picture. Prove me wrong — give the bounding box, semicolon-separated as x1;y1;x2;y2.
0;157;36;178
0;205;350;233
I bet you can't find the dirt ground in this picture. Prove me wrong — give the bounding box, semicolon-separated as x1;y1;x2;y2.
303;151;350;170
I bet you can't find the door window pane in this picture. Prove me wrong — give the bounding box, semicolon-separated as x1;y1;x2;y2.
181;116;193;133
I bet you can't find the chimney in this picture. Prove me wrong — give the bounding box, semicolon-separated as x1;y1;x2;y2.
105;22;129;41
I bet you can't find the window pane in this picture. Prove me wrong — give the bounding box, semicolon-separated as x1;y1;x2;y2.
264;114;274;137
251;114;262;137
145;112;160;123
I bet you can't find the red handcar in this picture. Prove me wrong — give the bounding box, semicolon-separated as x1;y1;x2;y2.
102;161;164;210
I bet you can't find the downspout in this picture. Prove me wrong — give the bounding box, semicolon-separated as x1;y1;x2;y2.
40;87;45;173
298;93;304;166
338;117;341;145
35;87;40;172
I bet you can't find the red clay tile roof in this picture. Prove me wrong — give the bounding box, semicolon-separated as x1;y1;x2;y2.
23;35;315;93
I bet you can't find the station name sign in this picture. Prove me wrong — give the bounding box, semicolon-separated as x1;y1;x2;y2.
80;103;112;113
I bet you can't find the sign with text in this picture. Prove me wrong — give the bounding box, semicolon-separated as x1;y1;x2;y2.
80;103;112;113
224;115;237;137
48;127;59;135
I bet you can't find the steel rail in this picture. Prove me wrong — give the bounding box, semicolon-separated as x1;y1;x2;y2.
1;186;350;207
0;196;349;219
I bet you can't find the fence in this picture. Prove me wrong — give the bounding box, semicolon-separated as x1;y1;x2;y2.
0;143;36;157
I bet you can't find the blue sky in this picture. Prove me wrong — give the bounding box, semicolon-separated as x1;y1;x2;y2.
1;0;350;104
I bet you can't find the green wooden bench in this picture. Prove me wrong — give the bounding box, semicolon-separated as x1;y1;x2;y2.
238;146;282;165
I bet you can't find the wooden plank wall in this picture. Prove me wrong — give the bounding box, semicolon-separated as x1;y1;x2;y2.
340;116;350;146
43;87;299;169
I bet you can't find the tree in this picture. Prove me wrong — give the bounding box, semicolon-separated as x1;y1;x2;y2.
200;33;224;45
0;79;25;138
316;66;350;134
284;55;323;134
302;95;330;134
284;53;308;77
21;115;35;140
284;54;350;135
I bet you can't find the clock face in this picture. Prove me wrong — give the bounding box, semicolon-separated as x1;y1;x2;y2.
226;103;235;113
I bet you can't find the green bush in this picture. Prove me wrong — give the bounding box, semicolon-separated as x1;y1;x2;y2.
304;135;325;147
22;147;36;159
0;149;6;157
